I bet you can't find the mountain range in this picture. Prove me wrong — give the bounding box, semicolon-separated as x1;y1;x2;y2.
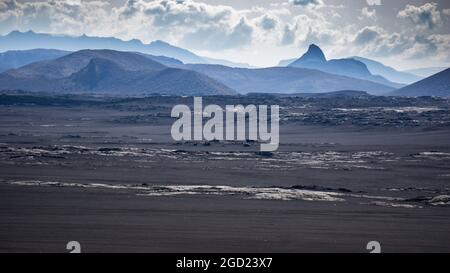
181;64;395;94
0;30;251;68
0;50;235;96
279;47;424;85
0;48;396;95
0;31;448;97
287;44;402;88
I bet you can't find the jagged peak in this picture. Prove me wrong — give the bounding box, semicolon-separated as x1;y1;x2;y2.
300;44;327;63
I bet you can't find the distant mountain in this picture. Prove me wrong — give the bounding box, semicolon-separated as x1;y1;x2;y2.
203;57;254;68
183;64;395;95
0;49;69;72
278;58;296;67
0;31;252;68
0;49;236;96
0;31;206;64
288;44;403;88
352;56;422;85
134;52;184;67
404;67;448;78
390;68;450;97
0;48;184;71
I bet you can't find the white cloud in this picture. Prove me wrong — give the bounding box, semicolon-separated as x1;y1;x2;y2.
359;7;377;20
0;0;448;67
398;2;442;30
404;34;450;61
281;13;339;46
353;26;407;57
180;17;254;51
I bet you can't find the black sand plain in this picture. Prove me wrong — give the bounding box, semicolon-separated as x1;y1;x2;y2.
0;94;449;252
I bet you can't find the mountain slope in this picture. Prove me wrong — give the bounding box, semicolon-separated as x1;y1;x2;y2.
390;68;450;97
288;44;402;88
183;64;395;95
0;49;69;73
352;56;422;84
0;49;236;96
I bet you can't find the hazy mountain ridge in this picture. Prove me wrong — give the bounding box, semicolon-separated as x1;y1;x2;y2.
0;31;252;68
288;44;402;88
0;49;236;96
279;47;422;85
0;49;69;73
0;48;185;72
183;64;395;95
352;56;422;85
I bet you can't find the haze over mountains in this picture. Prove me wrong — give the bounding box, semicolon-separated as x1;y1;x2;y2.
0;30;251;68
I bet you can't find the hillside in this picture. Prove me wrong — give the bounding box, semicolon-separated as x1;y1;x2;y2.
390;68;450;97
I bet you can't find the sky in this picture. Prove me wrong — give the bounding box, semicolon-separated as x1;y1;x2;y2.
1;0;450;70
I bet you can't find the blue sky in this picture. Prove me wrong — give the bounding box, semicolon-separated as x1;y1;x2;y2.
1;0;450;69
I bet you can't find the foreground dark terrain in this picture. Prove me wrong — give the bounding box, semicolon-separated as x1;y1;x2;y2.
1;92;450;252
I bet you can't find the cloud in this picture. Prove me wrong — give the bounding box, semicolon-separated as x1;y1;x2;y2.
257;14;279;30
290;0;324;8
352;24;450;62
0;0;113;35
366;0;381;6
280;10;349;48
180;18;254;51
354;26;381;45
398;2;442;30
0;0;449;66
404;34;450;61
360;7;377;20
353;26;409;58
